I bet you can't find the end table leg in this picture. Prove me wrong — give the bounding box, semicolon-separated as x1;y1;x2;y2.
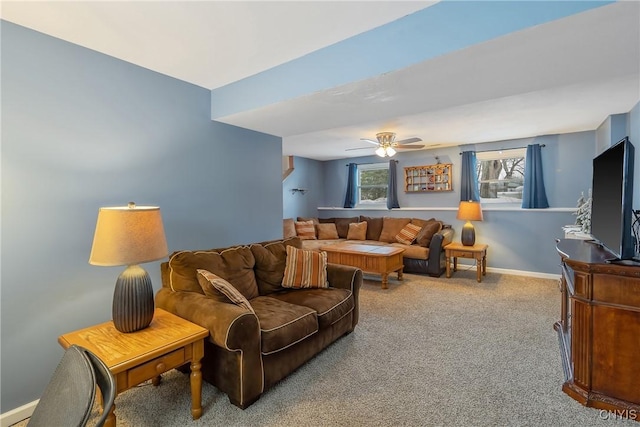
104;404;116;427
483;255;487;276
381;273;389;289
446;255;451;278
476;259;482;282
190;360;203;420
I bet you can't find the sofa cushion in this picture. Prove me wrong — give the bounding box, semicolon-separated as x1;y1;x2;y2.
294;220;317;240
346;222;367;240
168;246;258;299
250;296;318;355
270;288;354;329
359;216;384;241
196;269;255;313
283;218;296;238
316;223;339;240
297;217;319;225
300;239;344;251
250;237;301;296
282;246;328;288
390;243;429;260
415;220;443;247
395;223;422;245
379;217;412;243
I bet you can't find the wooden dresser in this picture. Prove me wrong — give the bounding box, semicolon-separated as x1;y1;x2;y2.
555;239;640;420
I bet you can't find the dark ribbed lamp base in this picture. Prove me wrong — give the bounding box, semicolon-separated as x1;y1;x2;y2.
461;222;476;246
113;265;154;333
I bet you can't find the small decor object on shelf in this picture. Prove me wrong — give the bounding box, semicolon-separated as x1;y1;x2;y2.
456;201;483;246
404;163;452;192
89;202;168;333
573;189;592;234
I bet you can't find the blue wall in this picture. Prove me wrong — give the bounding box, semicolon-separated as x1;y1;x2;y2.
627;102;640;211
1;21;283;412
282;156;323;220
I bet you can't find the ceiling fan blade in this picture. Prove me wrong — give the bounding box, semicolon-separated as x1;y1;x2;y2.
396;137;423;145
397;145;425;149
360;138;381;146
346;147;375;151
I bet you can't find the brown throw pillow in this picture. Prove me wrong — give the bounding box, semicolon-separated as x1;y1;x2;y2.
282;246;328;288
333;217;359;238
415;220;443;247
294;220;317;240
197;269;255;313
297;217;320;225
379;217;412;242
283;218;296;238
316;223;339;239
396;223;423;245
347;222;368;240
359;216;384;240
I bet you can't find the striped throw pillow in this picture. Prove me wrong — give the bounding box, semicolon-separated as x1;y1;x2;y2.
282;245;328;288
395;223;423;245
294;220;317;240
196;269;255;313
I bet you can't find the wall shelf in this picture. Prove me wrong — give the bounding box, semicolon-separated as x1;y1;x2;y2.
404;163;453;193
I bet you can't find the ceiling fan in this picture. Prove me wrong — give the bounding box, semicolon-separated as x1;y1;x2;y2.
346;132;425;157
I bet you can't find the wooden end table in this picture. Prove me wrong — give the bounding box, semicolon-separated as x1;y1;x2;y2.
321;243;404;289
58;308;209;427
445;242;488;282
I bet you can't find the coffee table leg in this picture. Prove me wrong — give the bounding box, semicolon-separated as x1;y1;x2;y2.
152;375;162;386
397;269;403;281
190;359;203;419
381;273;389;289
104;404;116;427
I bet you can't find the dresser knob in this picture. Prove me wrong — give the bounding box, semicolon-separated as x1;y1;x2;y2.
156;362;166;372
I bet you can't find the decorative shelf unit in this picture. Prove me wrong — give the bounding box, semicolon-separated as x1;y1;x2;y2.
404;164;452;193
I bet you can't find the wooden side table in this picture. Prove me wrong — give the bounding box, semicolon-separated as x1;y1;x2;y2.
445;242;488;282
58;308;209;427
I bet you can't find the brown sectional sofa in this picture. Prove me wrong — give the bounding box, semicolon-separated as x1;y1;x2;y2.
284;215;454;277
155;237;362;409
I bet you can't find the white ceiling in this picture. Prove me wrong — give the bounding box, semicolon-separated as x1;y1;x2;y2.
2;1;639;161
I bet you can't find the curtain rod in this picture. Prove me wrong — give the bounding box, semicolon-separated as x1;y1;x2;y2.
459;144;545;155
346;160;398;166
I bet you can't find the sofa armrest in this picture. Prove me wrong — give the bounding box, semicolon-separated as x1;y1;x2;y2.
327;263;362;329
156;288;260;351
426;228;455;276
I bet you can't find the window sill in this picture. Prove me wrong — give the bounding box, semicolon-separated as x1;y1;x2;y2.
318;206;576;212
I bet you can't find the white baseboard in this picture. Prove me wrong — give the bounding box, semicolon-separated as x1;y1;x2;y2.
455;262;560;280
1;400;37;427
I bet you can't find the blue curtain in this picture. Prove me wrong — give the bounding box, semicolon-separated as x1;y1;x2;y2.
387;160;400;209
522;144;549;209
343;163;357;208
460;151;480;202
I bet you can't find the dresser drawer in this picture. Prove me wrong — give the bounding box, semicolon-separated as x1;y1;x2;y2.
128;348;186;385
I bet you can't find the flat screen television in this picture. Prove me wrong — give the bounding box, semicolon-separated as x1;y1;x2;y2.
590;136;636;261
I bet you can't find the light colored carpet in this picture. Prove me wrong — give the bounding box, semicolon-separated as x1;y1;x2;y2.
16;271;639;426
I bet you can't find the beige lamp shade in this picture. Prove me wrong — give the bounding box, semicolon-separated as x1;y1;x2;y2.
89;203;168;266
456;201;484;222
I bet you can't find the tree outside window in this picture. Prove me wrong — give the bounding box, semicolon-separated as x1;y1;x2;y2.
476;148;526;203
358;163;388;205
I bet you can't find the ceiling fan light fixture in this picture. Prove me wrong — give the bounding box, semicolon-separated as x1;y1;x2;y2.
375;146;387;157
386;146;396;157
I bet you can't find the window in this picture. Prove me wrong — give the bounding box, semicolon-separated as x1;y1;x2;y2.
476;148;526;203
357;163;388;206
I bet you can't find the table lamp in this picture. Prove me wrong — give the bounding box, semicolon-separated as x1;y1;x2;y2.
457;201;483;246
89;202;168;333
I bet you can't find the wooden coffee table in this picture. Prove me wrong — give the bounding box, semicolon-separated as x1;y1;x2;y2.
321;243;404;289
58;308;209;427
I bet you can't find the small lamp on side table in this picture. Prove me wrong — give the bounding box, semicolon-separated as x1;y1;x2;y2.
457;201;483;246
89;202;168;333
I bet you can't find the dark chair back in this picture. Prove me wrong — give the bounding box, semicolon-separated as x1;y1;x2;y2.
28;345;115;427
